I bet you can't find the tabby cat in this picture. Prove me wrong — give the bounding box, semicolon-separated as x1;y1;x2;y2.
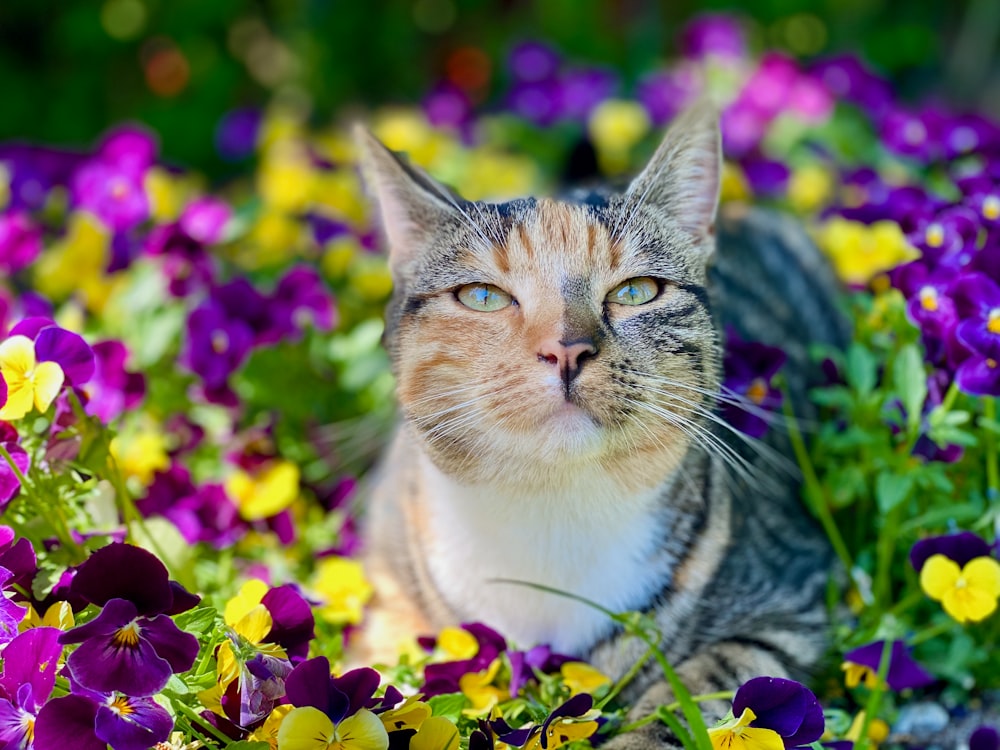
355;104;846;746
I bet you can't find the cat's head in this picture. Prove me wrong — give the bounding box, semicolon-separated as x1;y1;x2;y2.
358;106;721;493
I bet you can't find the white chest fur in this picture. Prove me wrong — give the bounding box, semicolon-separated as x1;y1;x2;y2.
419;454;675;655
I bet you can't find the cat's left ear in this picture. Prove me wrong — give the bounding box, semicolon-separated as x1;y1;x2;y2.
624;102;721;243
354;126;462;274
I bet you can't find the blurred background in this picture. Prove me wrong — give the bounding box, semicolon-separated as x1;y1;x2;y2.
2;0;998;176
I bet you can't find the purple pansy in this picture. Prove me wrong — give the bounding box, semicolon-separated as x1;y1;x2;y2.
722;331;787;438
238;651;293;727
740;156;790;198
59;598;199;696
0;627;65;748
144;221;217;298
180;196;231;244
731;676;825;747
285;657;381;722
83;340;146;423
491;693;597;748
508;41;560;83
0;524;37;594
215;107;262;160
636;67;702;127
261;584;316;663
138;464;246;548
555;67;618;122
0;567;27;644
0;423;30;513
842;640;935;691
508;644;574;696
270;265;337;340
679;13;746;61
424;83;475;133
951;274;1000;395
35;686;173;750
183;298;255;398
0;211;43;274
9;318;96;387
810;54;892;119
910;531;994;572
970;726;1000;750
421;622;508;696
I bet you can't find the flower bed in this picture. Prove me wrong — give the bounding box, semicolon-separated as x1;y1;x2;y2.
0;14;999;750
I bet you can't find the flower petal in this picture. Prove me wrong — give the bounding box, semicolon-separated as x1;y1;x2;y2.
94;696;174;750
65;621;173;696
0;380;33;421
920;554;961;601
34;695;105;750
139;613;199;674
0;627;63;709
34;326;95;387
0;336;36;377
285;656;350;723
338;708;391;750
30;361;64;412
69;542;174;616
963;557;1000;598
410;716;460;750
277;705;337;750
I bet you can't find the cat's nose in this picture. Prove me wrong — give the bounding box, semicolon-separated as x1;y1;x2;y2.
537;338;599;385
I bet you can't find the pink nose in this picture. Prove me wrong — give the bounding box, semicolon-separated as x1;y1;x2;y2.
537;338;599;386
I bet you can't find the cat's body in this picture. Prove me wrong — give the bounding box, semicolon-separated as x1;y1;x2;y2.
356;106;846;744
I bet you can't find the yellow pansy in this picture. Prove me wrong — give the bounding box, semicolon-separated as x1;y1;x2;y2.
20;601;74;632
250;704;294;749
920;554;1000;623
841;661;879;689
560;662;612;696
720;161;751;202
226;459;301;521
378;696;432;733
312;556;373;625
814;217;918;286
321;235;361;279
109;430;170;485
788;164;833;213
241;210;305;269
33;212;110;305
438;626;479;660
459;658;507;716
588;99;651;175
707;708;784;750
410;716;460;750
525;719;599;750
224;579;271;626
258;144;316;213
144;166;188;222
0;336;64;420
277;706;389;750
845;711;889;748
349;258;393;303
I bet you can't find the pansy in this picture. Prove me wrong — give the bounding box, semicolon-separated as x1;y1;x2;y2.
708;676;824;750
911;532;1000;622
311;556;374;627
8;317;96;387
59;543;200;695
279;657;388;750
35;687;173;750
491;693;600;750
0;422;29;513
970;726;1000;750
226;458;301;521
82;340;146;423
722;331;787;438
421;622;508;697
841;640;934;691
0;335;64;420
0;627;64;748
0;211;42;274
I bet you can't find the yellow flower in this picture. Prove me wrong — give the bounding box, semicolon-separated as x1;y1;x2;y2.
250;704;294;749
348;257;393;302
525;719;599;750
312;556;373;625
33;212;110;304
224;579;271;626
560;662;612;696
708;708;784;750
321;235;361;279
258;144;316;213
277;706;389;750
242;210;305;269
841;661;879;689
919;554;1000;623
459;658;507;716
588;99;651;176
720;161;751;202
410;716;460;750
814;217;918;286
0;336;64;420
378;697;432;733
438;626;479;660
20;601;74;632
226;459;301;521
845;711;889;747
787;164;833;213
144;166;191;222
109;430;170;485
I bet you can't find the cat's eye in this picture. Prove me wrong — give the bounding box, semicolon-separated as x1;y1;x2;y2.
606;277;660;306
456;283;515;312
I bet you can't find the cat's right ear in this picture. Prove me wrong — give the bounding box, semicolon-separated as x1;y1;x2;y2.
354;126;460;274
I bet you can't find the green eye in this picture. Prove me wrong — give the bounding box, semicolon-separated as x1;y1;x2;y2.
607;277;660;306
456;283;514;312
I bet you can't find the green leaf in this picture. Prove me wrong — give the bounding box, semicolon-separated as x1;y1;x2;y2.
845;344;877;396
427;693;469;723
173;606;220;636
893;344;927;433
875;471;914;513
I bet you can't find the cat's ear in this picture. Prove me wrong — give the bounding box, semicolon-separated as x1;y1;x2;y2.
624;102;721;241
354;126;461;272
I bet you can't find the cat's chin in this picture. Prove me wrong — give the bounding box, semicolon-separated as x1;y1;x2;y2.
534;401;605;455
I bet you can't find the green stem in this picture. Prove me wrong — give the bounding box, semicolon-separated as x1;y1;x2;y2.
782;399;854;573
984;397;999;501
908;619;955;647
597;645;654;709
939;380;961;414
0;442;30;487
169;696;235;746
619;691;735;733
874;504;903;610
854;641;892;750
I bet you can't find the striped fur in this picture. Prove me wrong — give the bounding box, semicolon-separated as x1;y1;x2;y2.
355;107;844;743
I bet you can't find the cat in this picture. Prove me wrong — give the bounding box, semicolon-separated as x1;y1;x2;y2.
354;103;846;746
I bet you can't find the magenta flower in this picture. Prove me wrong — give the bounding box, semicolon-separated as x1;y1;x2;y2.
0;627;64;748
144;221;217;298
679;13;746;61
424;83;475;133
179;196;231;244
83;340;146;423
842;640;935;691
0;422;29;513
260;584;316;662
636;67;701;126
0;211;42;274
35;687;173;750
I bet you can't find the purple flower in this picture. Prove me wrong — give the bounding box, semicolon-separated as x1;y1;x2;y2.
721;99;771;158
238;651;293;726
0;524;37;594
139;465;246;548
421;622;507;696
722;331;787;438
636;66;701;127
730;676;824;747
183;299;254;394
0;211;42;274
910;531;994;572
951;274;1000;395
507;644;574;696
0;627;65;748
0;424;29;513
9;318;96;387
507;80;560;126
261;584;316;663
492;693;597;748
424;83;475;133
59;597;199;696
740;156;790;198
270;265;337;340
970;726;1000;750
508;41;560;83
285;657;380;721
555;67;618;122
842;640;935;691
810;54;892;119
72;163;149;233
679;14;746;61
0;567;27;643
83;340;146;423
35;688;173;750
0;144;85;212
215;108;262;161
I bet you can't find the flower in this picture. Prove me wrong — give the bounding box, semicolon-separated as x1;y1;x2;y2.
841;640;935;691
559;662;612;696
722;331;787;438
911;532;1000;622
420;623;508;697
491;694;600;750
311;556;373;626
0;211;42;274
970;726;1000;750
0;422;30;512
814;218;919;286
226;459;301;521
0;627;63;747
709;677;824;750
34;689;173;750
0;335;64;420
83;340;146;423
